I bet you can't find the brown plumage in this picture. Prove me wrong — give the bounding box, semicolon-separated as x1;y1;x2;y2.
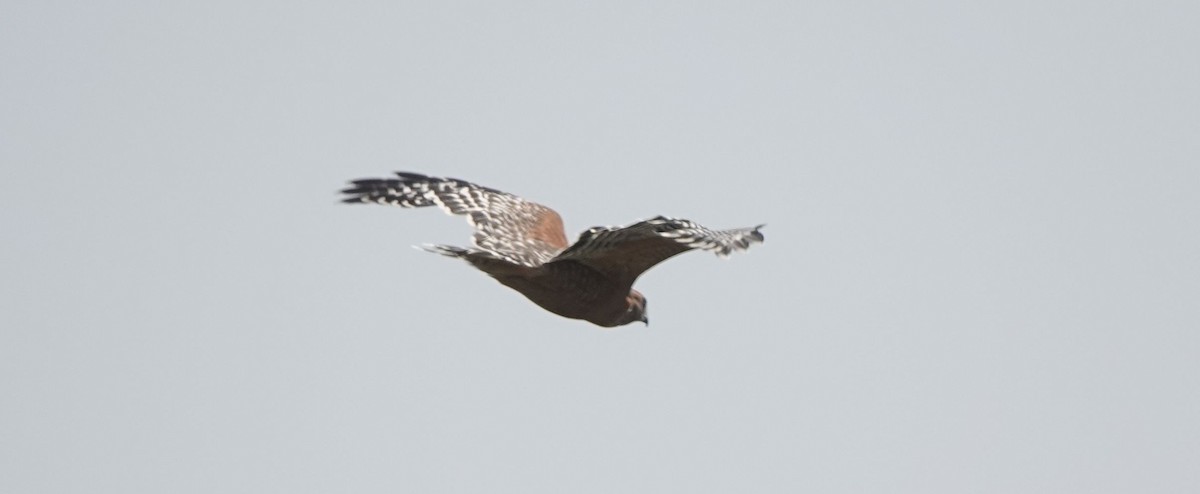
341;172;764;327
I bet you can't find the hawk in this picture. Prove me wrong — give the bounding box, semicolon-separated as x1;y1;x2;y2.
341;172;764;327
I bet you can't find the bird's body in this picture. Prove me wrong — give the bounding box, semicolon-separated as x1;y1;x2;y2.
490;259;633;326
341;172;763;327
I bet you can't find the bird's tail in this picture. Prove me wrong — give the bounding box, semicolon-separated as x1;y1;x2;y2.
416;245;530;277
417;244;471;258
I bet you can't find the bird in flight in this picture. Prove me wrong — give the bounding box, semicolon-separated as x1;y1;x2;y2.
340;172;764;327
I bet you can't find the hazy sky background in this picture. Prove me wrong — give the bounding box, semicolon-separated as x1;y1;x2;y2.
3;1;1197;492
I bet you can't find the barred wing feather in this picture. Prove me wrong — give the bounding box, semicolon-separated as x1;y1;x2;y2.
548;216;764;285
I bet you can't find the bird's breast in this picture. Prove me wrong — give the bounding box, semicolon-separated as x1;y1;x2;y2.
490;261;628;323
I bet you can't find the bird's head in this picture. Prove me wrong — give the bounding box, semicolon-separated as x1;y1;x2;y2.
617;290;649;326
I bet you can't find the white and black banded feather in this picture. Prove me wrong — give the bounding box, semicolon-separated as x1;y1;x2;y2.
549;215;764;283
647;216;765;257
556;216;764;259
341;172;567;267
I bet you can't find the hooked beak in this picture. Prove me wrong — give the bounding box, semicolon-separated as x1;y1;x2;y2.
641;316;649;326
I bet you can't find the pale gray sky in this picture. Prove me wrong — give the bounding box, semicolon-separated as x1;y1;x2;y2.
2;1;1198;492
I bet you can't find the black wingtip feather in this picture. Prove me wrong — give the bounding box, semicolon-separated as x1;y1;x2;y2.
393;171;430;181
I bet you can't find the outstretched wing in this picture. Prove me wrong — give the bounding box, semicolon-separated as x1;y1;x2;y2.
341;172;569;266
547;216;764;285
